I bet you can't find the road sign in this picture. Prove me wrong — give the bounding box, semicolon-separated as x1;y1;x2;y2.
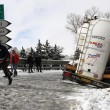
0;20;11;27
0;5;11;49
0;5;4;19
0;28;11;36
2;43;12;49
0;36;11;43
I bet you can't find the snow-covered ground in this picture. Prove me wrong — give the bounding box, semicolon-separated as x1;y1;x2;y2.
62;80;110;110
0;70;110;110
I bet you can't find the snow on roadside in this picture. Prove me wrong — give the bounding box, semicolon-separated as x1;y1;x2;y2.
61;87;110;110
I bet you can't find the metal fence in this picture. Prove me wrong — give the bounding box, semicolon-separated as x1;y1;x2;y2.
17;58;70;70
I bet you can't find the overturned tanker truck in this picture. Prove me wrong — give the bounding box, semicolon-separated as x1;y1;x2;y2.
62;18;110;88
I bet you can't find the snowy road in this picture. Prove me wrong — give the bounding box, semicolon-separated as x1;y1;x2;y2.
0;70;110;110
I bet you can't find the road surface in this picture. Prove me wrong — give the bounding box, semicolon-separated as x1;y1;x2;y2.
0;70;93;110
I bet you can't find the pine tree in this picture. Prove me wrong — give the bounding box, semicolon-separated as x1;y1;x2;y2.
35;40;42;53
52;44;64;60
20;47;26;58
31;47;36;58
35;39;64;60
43;40;52;59
73;48;81;60
35;39;44;58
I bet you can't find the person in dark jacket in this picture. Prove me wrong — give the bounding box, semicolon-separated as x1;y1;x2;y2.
0;42;12;85
35;53;42;72
27;52;34;73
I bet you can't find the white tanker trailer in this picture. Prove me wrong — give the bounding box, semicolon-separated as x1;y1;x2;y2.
62;18;110;88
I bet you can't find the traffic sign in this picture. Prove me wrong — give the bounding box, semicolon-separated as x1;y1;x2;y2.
0;20;11;27
2;43;12;49
0;5;4;19
0;36;11;43
0;5;12;50
0;28;11;36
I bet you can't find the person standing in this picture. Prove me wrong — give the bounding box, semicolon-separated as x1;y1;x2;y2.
10;49;19;77
0;42;12;85
27;52;34;73
35;53;42;72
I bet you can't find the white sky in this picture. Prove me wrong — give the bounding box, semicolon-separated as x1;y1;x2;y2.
0;0;110;55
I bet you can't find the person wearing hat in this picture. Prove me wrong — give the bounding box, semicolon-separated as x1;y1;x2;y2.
27;52;34;73
10;49;19;77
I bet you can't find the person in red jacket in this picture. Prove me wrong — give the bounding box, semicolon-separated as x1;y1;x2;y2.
10;49;19;77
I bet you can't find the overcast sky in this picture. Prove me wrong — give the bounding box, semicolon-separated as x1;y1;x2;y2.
0;0;110;55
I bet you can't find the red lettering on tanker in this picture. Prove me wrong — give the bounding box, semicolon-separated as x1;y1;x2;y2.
87;53;101;58
89;41;103;48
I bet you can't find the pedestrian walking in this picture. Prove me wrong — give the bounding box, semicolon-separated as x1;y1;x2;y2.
0;41;12;85
27;52;34;73
10;49;19;77
35;53;42;72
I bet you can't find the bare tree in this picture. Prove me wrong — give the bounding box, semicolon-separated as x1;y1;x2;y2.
84;6;99;19
66;6;102;34
104;12;110;19
66;13;83;34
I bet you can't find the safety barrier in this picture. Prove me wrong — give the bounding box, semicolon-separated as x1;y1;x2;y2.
17;58;70;70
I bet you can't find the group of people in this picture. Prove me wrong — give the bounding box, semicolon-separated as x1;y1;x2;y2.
27;52;42;73
0;41;42;85
2;47;20;77
0;42;19;85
